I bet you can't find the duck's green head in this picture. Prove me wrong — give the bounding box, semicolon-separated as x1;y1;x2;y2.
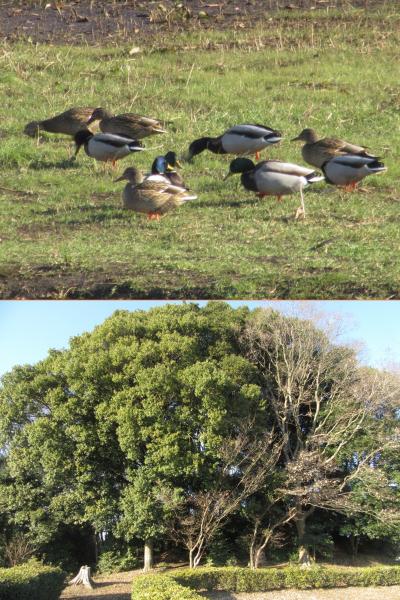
164;151;182;170
24;121;40;137
74;129;93;154
224;157;255;180
152;156;167;175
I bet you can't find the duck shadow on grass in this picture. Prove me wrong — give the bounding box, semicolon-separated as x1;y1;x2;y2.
28;158;77;170
192;197;261;209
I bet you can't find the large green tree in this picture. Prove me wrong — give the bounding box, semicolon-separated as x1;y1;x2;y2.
0;303;263;568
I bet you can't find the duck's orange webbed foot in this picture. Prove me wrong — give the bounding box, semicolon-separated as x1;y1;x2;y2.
147;212;161;221
255;151;260;161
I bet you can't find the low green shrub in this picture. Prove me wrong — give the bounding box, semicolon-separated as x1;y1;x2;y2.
0;560;65;600
133;565;400;599
176;565;400;591
132;573;203;600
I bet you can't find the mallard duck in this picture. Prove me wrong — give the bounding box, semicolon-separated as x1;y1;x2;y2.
322;154;386;191
291;128;378;169
224;157;324;219
187;124;282;161
74;130;144;166
114;167;197;220
24;107;96;138
149;151;186;188
86;108;167;139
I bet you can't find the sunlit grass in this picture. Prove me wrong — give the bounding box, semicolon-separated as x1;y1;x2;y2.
0;7;399;298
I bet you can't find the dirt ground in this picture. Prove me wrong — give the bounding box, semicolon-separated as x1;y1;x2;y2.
0;0;388;45
61;569;136;600
206;588;400;600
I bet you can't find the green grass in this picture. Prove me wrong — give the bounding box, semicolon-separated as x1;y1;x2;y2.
1;7;399;298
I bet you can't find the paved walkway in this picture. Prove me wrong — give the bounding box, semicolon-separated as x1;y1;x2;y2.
206;587;400;600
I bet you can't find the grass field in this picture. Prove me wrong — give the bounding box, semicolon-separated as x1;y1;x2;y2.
1;6;399;298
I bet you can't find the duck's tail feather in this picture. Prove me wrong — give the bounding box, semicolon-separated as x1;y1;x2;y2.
306;173;325;184
367;161;386;173
179;193;198;203
128;141;145;152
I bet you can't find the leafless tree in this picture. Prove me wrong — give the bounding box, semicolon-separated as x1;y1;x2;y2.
247;500;296;569
4;534;36;566
168;426;282;568
241;309;400;564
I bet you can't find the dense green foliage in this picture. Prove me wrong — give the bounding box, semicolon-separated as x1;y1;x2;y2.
132;573;202;600
132;565;400;599
0;303;399;571
0;561;65;600
1;7;400;298
97;547;139;574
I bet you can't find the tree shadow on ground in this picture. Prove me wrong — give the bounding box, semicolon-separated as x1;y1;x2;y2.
65;594;130;600
200;593;235;600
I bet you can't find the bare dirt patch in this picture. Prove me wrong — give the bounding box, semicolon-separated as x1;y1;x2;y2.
0;264;224;299
0;1;389;45
61;569;137;600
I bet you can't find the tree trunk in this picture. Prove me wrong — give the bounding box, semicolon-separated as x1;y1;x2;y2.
249;523;258;569
92;532;98;564
249;545;255;569
193;551;202;568
192;542;204;568
69;566;95;589
143;539;154;572
254;547;263;569
295;512;311;567
355;536;360;558
350;534;360;559
299;545;311;568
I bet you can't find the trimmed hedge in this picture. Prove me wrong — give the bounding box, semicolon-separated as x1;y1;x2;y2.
132;573;203;600
175;565;400;591
0;561;65;600
132;565;400;599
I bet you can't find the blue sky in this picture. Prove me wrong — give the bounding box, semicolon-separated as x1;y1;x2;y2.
0;301;399;378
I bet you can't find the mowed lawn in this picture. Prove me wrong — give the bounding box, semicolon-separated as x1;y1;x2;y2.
0;7;399;298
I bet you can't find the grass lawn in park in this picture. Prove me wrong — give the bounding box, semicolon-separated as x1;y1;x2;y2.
0;6;399;298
